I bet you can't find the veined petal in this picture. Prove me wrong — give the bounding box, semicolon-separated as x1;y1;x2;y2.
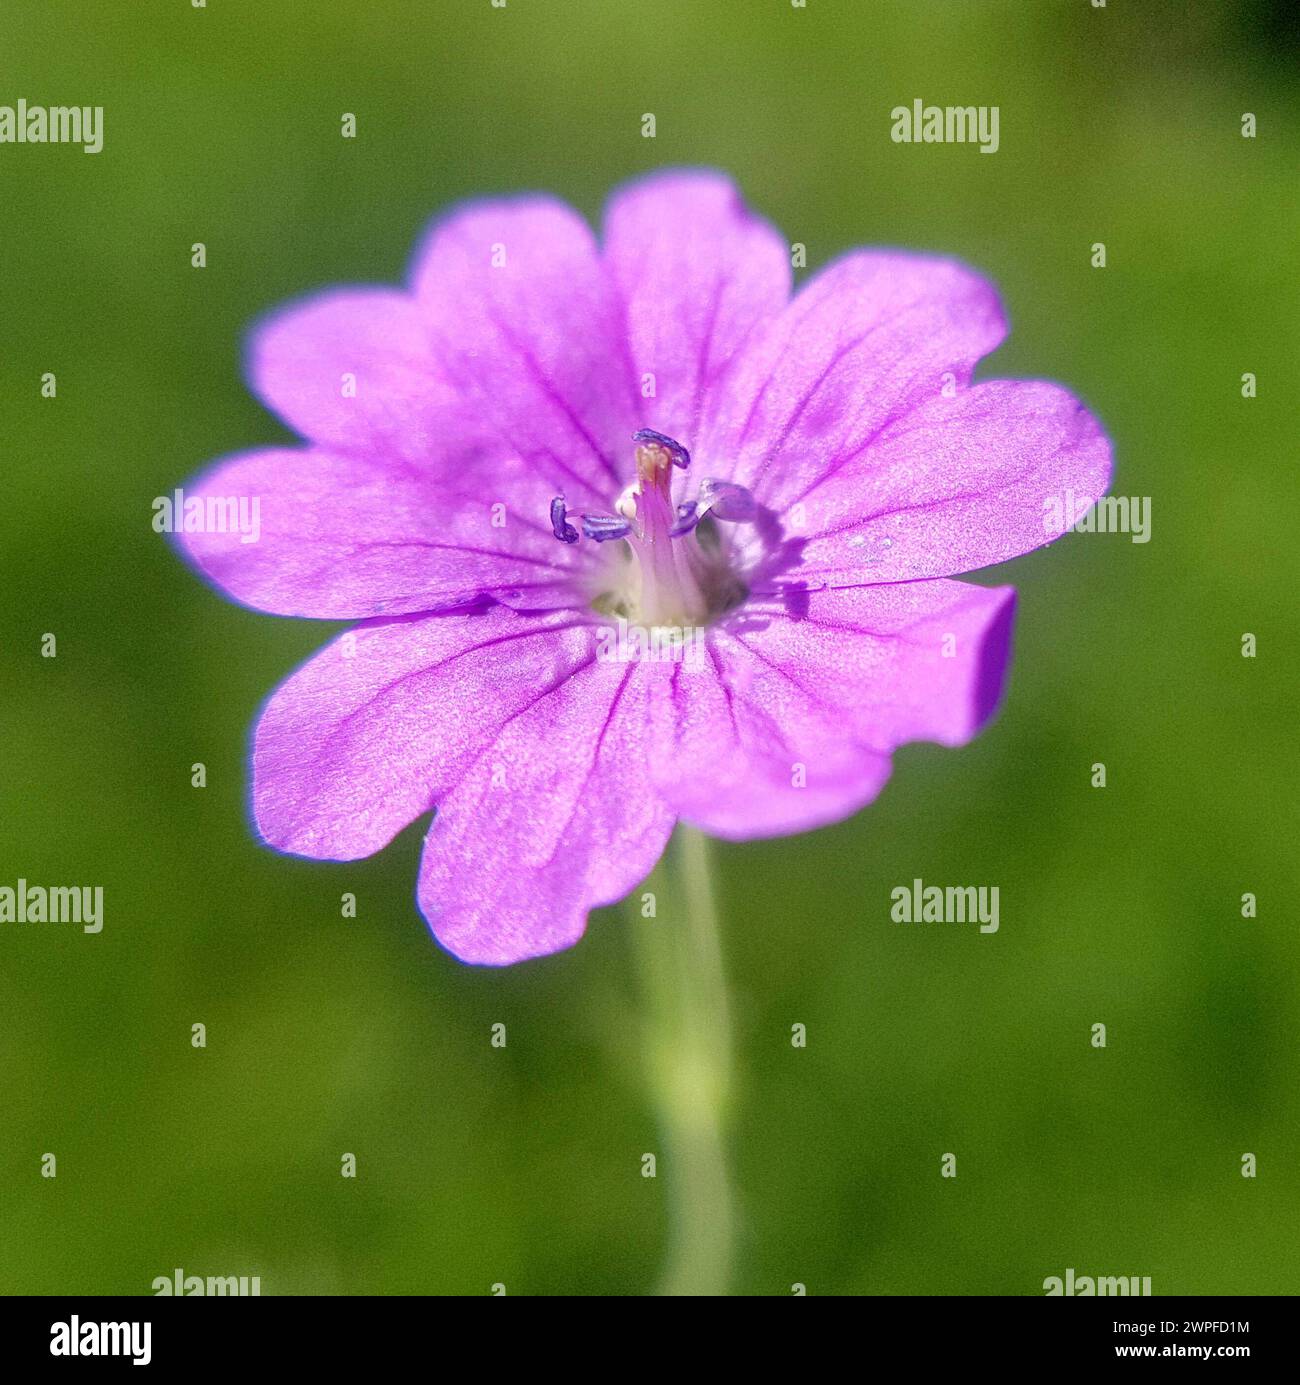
411;196;638;509
700;251;1007;508
602;169;791;447
248;288;483;465
780;379;1112;582
252;606;600;860
651;579;1015;839
417;659;675;965
174;446;594;619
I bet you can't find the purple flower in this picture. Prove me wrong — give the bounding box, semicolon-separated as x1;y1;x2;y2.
176;169;1110;966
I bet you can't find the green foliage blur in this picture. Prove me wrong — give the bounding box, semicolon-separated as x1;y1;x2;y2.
1;0;1296;1295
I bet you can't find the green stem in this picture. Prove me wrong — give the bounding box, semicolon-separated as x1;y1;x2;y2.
632;824;735;1296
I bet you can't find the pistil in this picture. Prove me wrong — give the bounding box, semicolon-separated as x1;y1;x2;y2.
549;431;754;629
626;437;710;627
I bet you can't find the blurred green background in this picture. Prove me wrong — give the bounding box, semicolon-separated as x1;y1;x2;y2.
2;0;1296;1296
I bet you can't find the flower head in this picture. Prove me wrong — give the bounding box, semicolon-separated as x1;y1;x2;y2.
176;169;1111;965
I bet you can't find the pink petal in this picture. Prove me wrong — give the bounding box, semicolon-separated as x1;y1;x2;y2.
651;579;1016;839
699;251;1007;507
778;379;1112;583
175;446;593;619
602;169;791;447
248;288;482;465
411;196;638;510
417;660;675;965
252;606;599;860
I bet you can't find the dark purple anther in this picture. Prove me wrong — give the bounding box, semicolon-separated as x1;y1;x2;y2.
698;478;757;522
550;496;579;544
581;513;633;542
670;500;699;537
632;429;691;469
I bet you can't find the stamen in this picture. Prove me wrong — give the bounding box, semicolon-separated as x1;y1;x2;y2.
546;433;751;627
663;482;756;539
550;496;578;544
631;428;690;470
696;478;756;522
670;500;699;537
581;513;633;542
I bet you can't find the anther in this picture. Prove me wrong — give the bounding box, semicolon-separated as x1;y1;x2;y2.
696;478;756;523
550;496;579;544
631;429;691;470
581;514;633;543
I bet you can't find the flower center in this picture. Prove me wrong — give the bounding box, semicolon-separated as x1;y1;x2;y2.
549;431;754;628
